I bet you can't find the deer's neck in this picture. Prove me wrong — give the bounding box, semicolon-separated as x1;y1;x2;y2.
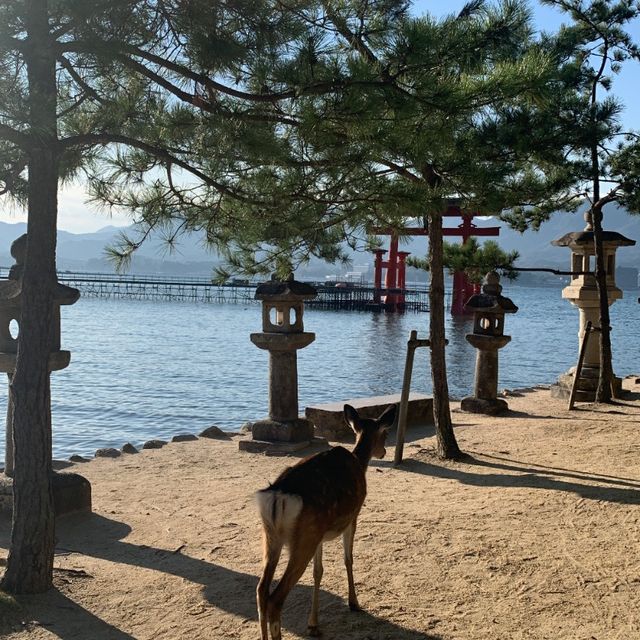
352;436;374;469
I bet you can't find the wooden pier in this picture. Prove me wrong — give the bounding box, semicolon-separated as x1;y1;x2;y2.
308;284;429;312
0;269;429;312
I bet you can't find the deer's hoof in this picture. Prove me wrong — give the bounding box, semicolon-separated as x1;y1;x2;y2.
307;624;321;636
348;601;362;612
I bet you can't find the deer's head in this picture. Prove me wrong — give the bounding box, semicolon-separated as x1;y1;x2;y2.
344;404;397;459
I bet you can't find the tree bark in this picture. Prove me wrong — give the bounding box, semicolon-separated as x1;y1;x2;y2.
428;211;462;459
586;45;614;404
591;204;614;402
1;0;58;594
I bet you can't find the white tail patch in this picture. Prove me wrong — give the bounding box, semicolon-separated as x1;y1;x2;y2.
255;490;303;539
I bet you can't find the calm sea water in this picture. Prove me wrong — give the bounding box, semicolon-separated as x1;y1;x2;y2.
0;286;638;460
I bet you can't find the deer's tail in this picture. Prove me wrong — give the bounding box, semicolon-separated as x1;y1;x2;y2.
255;489;303;540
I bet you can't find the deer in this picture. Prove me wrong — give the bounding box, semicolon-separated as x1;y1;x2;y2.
255;403;397;640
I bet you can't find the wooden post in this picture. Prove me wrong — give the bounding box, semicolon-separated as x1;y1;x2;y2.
394;331;431;465
568;320;593;410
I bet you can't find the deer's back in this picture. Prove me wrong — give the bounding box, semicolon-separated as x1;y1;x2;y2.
265;446;366;535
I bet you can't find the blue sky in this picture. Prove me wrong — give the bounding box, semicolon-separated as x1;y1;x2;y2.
1;0;639;234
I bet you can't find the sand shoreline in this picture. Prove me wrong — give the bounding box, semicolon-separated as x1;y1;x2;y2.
1;380;640;639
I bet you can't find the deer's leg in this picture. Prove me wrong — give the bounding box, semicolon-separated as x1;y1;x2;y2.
307;543;323;636
257;531;283;640
267;531;320;640
342;518;361;611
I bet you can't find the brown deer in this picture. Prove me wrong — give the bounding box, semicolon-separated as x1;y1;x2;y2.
255;403;396;640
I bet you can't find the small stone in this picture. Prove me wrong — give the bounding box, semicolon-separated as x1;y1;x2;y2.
142;439;167;450
199;426;231;440
171;434;198;443
95;448;121;458
239;422;253;435
69;454;89;463
121;443;138;454
52;459;73;470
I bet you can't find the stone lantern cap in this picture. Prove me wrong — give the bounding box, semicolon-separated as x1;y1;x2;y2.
254;275;317;301
0;234;79;309
551;231;636;249
463;272;518;315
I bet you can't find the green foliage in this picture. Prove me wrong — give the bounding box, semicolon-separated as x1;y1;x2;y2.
503;0;640;230
4;0;633;278
609;140;640;212
408;237;520;282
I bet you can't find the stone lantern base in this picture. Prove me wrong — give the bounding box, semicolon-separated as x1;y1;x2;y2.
460;396;509;415
238;417;316;454
550;366;623;401
0;471;91;516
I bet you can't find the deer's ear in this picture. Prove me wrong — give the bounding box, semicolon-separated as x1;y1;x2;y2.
344;404;361;433
378;404;397;429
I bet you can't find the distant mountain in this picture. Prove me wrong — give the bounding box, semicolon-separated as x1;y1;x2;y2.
1;205;638;277
483;205;639;269
0;221;220;275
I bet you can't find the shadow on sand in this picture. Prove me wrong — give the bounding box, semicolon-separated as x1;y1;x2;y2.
1;513;441;640
395;452;640;506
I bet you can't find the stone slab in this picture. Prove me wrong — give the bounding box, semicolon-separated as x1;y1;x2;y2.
249;418;315;443
460;396;509;416
52;472;92;516
306;393;433;441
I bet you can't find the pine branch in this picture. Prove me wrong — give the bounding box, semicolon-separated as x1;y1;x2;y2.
0;124;30;149
58;133;261;204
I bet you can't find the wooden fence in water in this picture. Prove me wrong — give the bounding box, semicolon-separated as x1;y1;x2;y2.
0;269;430;312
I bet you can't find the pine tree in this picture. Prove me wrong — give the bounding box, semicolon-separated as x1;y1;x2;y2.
0;0;327;594
166;0;581;459
542;0;640;402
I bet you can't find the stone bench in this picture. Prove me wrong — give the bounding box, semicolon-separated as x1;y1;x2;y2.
305;392;433;441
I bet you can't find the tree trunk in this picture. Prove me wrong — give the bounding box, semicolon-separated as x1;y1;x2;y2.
428;211;462;459
1;0;58;594
591;204;614;402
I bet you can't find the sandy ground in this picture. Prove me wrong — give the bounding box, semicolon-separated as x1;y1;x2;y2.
1;380;640;640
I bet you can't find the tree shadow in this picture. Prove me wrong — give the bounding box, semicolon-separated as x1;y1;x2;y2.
395;454;640;506
0;587;137;640
0;520;136;639
0;513;441;639
467;406;640;422
468;451;640;487
498;409;564;420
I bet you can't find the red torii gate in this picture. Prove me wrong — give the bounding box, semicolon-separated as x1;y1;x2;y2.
373;204;501;315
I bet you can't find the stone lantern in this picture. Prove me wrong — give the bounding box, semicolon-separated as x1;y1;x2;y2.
550;228;635;400
239;275;317;453
461;272;518;415
0;235;77;476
